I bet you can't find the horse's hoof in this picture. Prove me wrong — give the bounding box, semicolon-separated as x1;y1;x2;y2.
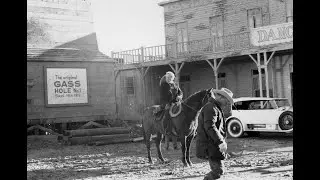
187;162;193;167
183;163;189;167
148;160;154;164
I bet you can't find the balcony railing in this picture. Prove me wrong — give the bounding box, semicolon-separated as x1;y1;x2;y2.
112;31;252;65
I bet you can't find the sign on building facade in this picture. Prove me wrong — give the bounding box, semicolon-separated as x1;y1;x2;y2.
250;22;293;46
45;68;88;106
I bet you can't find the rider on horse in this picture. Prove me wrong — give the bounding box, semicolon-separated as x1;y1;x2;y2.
159;71;183;136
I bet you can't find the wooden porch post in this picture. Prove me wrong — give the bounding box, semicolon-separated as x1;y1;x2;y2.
263;51;275;98
175;63;180;85
257;53;263;97
249;51;275;98
114;69;120;119
168;62;185;86
139;66;150;113
143;66;150;109
206;58;225;89
263;52;270;98
214;59;219;89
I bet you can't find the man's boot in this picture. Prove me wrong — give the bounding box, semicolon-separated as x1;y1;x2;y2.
165;114;178;136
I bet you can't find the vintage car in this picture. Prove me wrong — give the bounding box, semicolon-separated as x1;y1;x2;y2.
226;97;293;138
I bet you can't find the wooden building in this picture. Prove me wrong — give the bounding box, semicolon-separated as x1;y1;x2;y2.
27;0;116;133
112;0;293;121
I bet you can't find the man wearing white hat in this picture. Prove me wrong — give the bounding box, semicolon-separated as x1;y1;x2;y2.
158;71;183;136
196;88;234;180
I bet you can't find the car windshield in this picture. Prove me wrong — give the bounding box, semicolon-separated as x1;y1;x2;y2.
273;99;290;108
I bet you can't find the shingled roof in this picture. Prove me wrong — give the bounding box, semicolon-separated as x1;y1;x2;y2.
27;45;114;62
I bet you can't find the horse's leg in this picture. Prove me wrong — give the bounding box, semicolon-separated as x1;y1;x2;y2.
155;132;165;163
186;134;195;166
179;135;188;167
144;130;153;164
172;135;178;150
165;135;170;150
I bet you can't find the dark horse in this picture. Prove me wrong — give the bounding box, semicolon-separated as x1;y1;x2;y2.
142;88;214;167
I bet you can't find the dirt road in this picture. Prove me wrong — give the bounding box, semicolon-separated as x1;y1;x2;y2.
27;133;293;180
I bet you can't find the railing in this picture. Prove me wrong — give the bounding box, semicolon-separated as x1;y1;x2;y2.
112;31;252;65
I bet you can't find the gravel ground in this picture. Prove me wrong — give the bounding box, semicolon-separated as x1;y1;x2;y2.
27;133;293;180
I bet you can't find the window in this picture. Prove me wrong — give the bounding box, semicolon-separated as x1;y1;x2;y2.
218;72;226;89
248;101;262;110
286;0;293;22
248;8;262;28
210;15;224;50
125;76;134;95
176;22;188;53
180;75;191;82
251;69;273;97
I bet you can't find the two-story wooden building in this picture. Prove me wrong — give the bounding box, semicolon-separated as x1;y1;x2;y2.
112;0;293;121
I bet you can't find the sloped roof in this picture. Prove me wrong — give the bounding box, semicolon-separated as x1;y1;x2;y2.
158;0;182;6
27;45;114;62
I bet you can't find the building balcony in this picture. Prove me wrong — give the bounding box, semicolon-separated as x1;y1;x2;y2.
112;31;254;65
112;29;293;67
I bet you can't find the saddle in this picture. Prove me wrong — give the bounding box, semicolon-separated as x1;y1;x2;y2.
151;102;182;136
153;102;182;120
153;105;166;121
169;101;182;118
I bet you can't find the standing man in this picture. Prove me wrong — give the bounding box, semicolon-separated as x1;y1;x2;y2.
196;88;234;180
159;71;183;136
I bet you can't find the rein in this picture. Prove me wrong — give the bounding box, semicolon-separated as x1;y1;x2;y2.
181;101;198;112
180;91;210;112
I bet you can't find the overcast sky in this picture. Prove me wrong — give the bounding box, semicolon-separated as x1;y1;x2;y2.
91;0;166;56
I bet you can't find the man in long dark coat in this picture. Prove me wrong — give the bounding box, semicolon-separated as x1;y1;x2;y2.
196;88;233;180
159;71;183;136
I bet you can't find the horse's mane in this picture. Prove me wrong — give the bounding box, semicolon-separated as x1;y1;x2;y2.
183;88;210;104
195;106;204;121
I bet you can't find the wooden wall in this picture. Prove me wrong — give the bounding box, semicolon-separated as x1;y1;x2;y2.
27;59;116;125
160;0;291;45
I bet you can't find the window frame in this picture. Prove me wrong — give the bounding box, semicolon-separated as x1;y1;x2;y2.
125;76;135;95
247;8;263;29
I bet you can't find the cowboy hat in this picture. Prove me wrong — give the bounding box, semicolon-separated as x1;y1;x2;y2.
212;88;234;104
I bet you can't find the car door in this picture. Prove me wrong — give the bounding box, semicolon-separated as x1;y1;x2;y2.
244;100;267;124
247;100;280;130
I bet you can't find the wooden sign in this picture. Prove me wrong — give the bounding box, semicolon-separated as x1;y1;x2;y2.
45;67;88;106
250;22;293;46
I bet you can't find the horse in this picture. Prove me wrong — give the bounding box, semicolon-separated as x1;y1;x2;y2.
142;88;215;167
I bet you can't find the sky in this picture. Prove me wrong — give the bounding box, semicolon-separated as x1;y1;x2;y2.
91;0;166;56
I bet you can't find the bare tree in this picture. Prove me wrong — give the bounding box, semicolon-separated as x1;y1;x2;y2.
27;17;51;45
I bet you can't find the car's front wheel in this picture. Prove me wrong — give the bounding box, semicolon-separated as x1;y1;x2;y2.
279;111;293;131
227;118;244;138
